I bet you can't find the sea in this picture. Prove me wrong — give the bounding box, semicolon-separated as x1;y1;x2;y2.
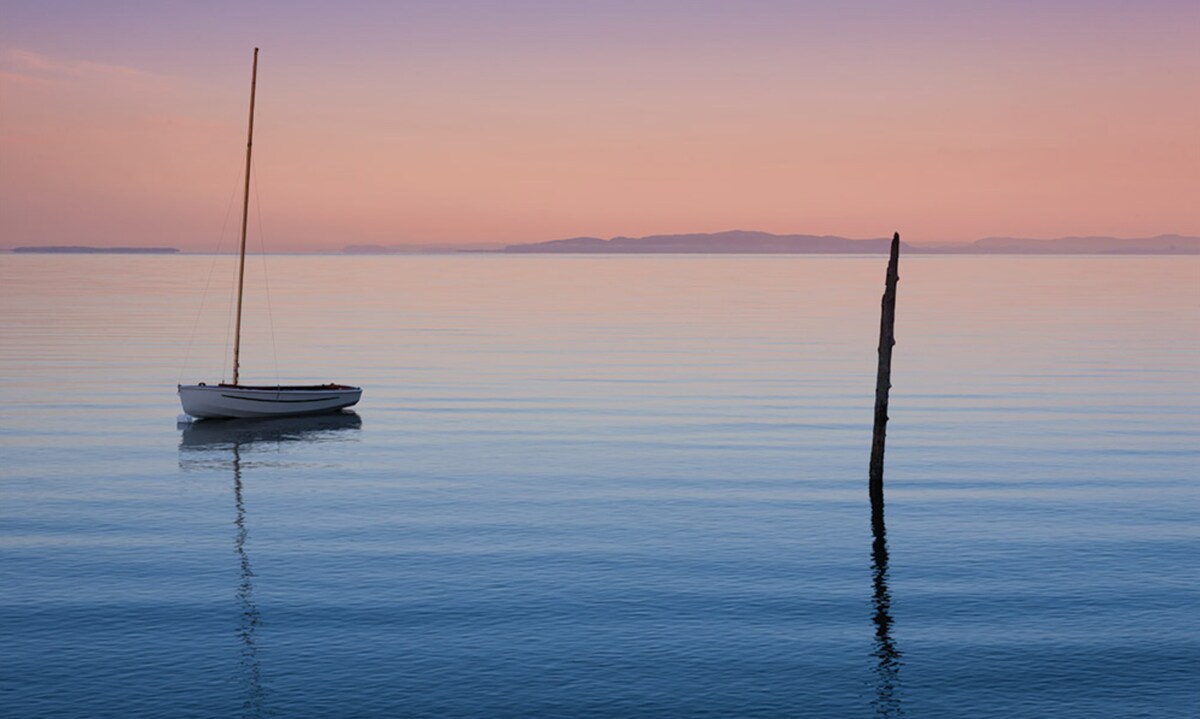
0;253;1196;718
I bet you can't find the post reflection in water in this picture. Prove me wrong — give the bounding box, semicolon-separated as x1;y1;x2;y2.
178;411;363;718
870;497;903;717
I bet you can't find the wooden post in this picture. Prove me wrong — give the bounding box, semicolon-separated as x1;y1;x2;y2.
869;236;903;710
869;232;900;506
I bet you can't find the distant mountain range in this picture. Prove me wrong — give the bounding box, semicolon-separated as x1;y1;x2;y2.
10;246;180;254
498;231;902;254
493;231;1200;255
9;235;1196;255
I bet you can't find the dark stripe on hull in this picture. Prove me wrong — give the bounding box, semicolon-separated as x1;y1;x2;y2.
220;394;346;404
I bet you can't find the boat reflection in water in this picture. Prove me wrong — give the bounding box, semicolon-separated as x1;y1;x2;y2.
179;411;363;450
178;411;362;717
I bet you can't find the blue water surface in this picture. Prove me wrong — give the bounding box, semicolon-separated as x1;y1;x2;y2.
1;254;1196;718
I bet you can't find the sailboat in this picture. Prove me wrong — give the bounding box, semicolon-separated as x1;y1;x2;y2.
179;49;362;420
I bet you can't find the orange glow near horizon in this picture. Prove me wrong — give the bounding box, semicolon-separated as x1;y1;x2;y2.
2;2;1198;252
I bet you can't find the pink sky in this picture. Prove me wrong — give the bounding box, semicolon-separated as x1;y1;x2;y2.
2;1;1197;252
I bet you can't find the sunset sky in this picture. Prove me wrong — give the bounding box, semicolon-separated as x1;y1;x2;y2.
2;0;1197;252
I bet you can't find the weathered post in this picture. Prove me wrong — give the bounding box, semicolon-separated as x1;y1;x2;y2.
868;233;903;712
869;232;900;508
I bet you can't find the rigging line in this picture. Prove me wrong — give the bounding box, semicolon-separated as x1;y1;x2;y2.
177;156;246;386
252;165;281;385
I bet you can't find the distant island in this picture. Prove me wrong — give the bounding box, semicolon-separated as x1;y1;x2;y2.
488;231;1200;255
497;231;903;254
9;235;1198;256
11;246;180;254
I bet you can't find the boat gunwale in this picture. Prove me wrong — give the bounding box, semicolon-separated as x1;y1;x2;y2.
180;383;361;392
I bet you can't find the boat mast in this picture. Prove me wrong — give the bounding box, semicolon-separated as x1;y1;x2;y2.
231;47;259;386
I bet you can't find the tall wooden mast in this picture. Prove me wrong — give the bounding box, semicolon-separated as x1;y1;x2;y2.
231;48;259;386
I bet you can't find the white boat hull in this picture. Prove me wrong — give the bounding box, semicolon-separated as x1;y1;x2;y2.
179;383;362;419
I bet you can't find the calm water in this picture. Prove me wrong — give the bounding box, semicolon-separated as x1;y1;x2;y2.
1;254;1196;718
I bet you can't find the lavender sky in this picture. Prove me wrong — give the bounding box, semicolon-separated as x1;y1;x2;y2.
2;1;1197;251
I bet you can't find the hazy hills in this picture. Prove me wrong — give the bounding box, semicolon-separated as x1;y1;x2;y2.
494;231;1200;255
498;231;904;254
8;234;1197;255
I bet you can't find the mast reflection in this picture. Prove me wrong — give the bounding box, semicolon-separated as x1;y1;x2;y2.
870;498;903;717
232;443;264;717
179;411;362;717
